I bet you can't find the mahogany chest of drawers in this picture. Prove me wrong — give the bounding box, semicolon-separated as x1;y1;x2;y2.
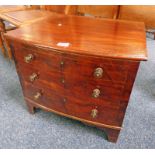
5;14;147;143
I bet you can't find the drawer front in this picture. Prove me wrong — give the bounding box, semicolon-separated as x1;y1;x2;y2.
62;53;129;84
64;97;121;127
17;64;65;95
65;82;123;102
23;82;66;113
13;45;63;73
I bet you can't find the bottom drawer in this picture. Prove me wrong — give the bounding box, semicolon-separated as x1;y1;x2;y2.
64;97;122;127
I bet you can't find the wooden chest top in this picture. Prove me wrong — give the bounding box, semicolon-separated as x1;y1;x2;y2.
5;14;147;61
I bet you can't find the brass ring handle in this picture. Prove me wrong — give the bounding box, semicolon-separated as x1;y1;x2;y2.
24;54;34;63
91;109;98;118
29;73;38;82
92;89;100;98
94;67;103;78
34;92;41;100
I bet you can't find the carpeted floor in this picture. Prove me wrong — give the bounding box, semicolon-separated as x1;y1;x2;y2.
0;37;155;149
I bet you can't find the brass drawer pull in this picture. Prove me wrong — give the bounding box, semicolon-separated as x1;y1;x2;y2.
60;61;64;66
24;54;34;63
91;109;98;118
94;67;103;78
34;92;41;100
92;89;100;98
29;73;38;82
61;78;65;84
63;98;67;103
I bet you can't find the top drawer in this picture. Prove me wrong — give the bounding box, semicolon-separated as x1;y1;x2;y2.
13;44;62;73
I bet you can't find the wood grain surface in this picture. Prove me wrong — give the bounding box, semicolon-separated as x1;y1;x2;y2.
5;14;147;60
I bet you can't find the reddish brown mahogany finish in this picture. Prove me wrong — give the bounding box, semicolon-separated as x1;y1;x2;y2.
5;14;147;143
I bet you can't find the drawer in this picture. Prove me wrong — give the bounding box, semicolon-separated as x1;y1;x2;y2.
65;81;123;102
23;82;66;113
17;61;124;90
13;44;63;73
62;53;129;84
17;64;65;95
64;97;121;127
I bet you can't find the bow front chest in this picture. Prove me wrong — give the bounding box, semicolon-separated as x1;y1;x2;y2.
5;14;147;142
